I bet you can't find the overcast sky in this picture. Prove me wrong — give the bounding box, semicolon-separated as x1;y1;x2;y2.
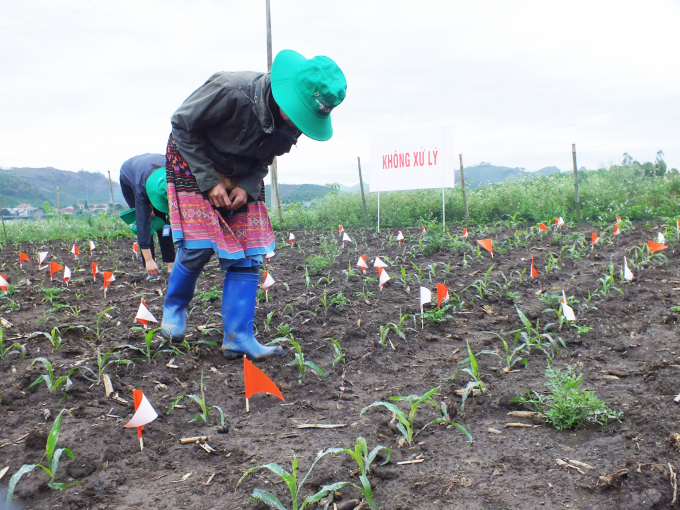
1;0;679;188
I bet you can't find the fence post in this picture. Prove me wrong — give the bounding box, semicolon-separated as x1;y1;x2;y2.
57;186;62;238
357;157;369;226
0;194;7;242
108;170;116;214
572;144;580;226
459;154;469;223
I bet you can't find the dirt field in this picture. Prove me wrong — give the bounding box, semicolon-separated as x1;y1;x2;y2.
1;222;679;510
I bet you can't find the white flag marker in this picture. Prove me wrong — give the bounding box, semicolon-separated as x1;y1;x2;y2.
265;251;275;260
357;255;368;274
378;268;390;289
561;290;576;321
89;240;96;253
342;231;351;244
63;266;72;285
261;271;275;302
396;231;404;243
623;257;634;281
373;256;388;268
289;233;296;244
658;232;666;245
419;287;432;313
38;251;48;265
135;302;158;323
123;393;158;428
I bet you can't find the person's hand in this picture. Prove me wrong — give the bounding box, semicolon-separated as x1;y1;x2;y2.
207;182;231;209
145;258;160;276
227;187;248;211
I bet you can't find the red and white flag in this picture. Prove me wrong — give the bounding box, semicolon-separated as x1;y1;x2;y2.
613;224;620;236
89;240;95;253
623;257;634;281
647;240;668;253
477;239;493;257
103;271;115;297
555;217;565;228
592;233;598;246
677;219;680;233
658;232;666;245
357;255;368;274
419;286;432;314
377;267;390;289
265;251;275;260
338;225;344;235
49;262;63;280
396;231;404;244
19;252;29;268
436;283;449;309
561;291;576;321
71;244;80;257
531;257;538;278
342;231;351;245
289;232;295;245
616;215;621;225
421;226;426;237
63;266;71;285
136;301;157;326
373;256;388;268
462;228;468;239
123;389;158;451
38;251;48;265
0;274;8;292
262;271;275;290
92;262;98;281
132;242;139;257
539;223;548;232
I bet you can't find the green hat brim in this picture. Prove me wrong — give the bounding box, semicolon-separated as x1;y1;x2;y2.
271;50;333;142
145;167;169;213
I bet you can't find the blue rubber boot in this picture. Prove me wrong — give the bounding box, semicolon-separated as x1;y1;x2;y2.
221;271;283;360
160;258;201;343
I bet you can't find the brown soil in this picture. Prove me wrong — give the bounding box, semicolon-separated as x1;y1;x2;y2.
1;224;679;510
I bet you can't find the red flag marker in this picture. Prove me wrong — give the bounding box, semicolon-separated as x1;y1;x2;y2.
19;252;29;268
539;223;548;232
338;225;344;235
591;233;598;247
89;240;95;253
357;255;368;274
123;389;158;451
462;228;468;239
136;300;157;327
0;274;8;292
396;231;404;244
71;244;80;257
244;355;284;412
132;242;139;257
103;271;115;297
377;267;390;289
63;266;71;285
92;262;98;281
616;215;621;224
477;239;493;257
289;232;296;245
421;226;426;237
531;257;538;278
436;283;449;309
677;219;679;233
648;240;668;253
613;224;620;236
373;256;388;268
49;262;63;280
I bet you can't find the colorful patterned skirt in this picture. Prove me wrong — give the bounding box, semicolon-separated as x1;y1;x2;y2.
165;135;275;260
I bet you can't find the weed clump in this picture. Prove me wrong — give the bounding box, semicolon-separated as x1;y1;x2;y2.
514;364;621;430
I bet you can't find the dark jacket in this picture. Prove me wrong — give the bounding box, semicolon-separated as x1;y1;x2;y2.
171;72;301;200
119;153;165;250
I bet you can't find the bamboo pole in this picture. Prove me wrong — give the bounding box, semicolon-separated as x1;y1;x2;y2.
357;157;369;226
266;0;283;228
0;194;7;242
57;186;62;238
572;144;581;226
459;154;469;223
108;170;116;214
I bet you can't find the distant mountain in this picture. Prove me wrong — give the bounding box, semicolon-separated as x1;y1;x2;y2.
265;183;334;206
0;167;124;209
463;164;561;189
337;183;370;193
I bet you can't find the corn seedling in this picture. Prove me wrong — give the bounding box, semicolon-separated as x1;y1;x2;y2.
6;409;79;504
127;327;178;363
345;263;359;280
264;310;277;332
167;372;224;423
422;303;455;325
30;327;63;349
325;338;345;367
272;335;325;384
29;357;79;393
326;437;390;477
354;284;374;300
466;264;497;300
0;326;26;359
361;386;472;445
396;267;410;287
238;450;348;510
513;364;621;430
544;252;561;273
514;307;565;359
570;323;593;337
93;347;133;384
488;332;528;372
330;292;348;308
275;323;294;336
38;286;65;305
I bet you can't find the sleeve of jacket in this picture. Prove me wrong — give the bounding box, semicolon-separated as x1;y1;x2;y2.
134;197;154;250
237;163;269;201
170;73;239;193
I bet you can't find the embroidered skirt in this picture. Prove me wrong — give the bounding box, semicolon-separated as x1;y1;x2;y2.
165;135;275;260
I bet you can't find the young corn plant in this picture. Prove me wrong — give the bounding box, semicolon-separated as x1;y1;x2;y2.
167;372;225;423
325;338;345;367
0;326;26;360
30;327;63;349
264;310;277;333
29;358;79;393
422;303;455;325
327;437;390;477
514;308;565;359
330;292;348;308
127;327;179;363
272;336;325;384
6;409;79;504
238;450;348;510
597;273;623;299
93;347;133;384
488;332;528;372
360;386;471;445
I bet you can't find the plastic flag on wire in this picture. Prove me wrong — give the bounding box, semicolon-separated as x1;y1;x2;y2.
677;219;680;233
373;256;388;269
49;262;63;280
419;287;432;329
63;266;71;285
477;239;493;257
289;232;296;246
38;251;48;266
342;231;351;246
357;255;368;274
103;271;115;297
561;291;576;322
123;389;158;451
591;232;598;248
92;262;98;281
243;355;284;412
132;242;139;258
462;228;468;240
436;283;449;309
539;223;548;232
554;217;565;229
338;225;344;235
658;232;666;245
531;257;538;278
396;231;404;244
71;244;80;257
0;274;8;292
377;267;390;290
613;224;620;237
261;271;275;302
89;241;95;254
647;240;668;253
616;215;621;225
265;251;275;260
19;252;29;268
421;226;426;237
623;257;634;281
136;301;157;327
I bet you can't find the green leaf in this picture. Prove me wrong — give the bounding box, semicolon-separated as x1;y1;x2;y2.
251;488;287;510
360;401;408;426
46;409;68;464
301;481;350;509
304;361;326;377
6;464;38;504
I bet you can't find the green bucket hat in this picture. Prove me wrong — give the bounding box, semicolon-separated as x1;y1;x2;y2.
145;167;169;213
271;50;347;142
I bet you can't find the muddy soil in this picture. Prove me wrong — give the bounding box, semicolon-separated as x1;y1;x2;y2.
1;223;679;510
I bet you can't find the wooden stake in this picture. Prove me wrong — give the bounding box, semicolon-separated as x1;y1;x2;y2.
57;186;62;238
108;170;116;214
572;144;581;226
246;398;250;413
0;194;7;243
266;0;283;228
357;157;369;226
139;436;144;451
459;154;469;224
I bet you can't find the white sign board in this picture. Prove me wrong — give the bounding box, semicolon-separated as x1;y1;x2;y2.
370;127;454;192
